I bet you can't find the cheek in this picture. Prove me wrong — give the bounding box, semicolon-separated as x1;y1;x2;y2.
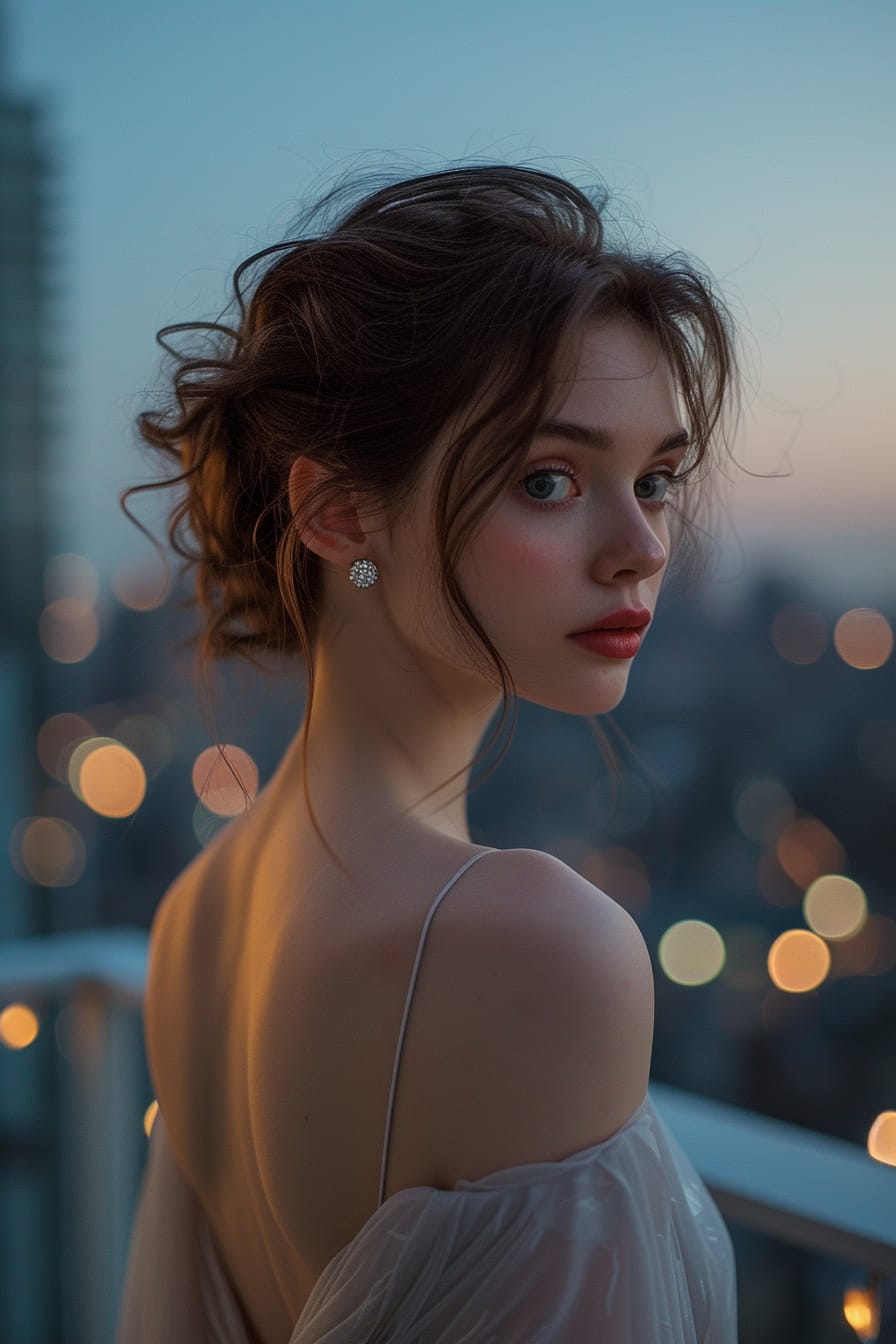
472;514;571;587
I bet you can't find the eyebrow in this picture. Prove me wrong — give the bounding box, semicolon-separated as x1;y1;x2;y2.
535;419;691;455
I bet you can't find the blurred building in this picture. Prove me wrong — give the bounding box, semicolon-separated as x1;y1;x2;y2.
0;25;60;1342
0;18;55;941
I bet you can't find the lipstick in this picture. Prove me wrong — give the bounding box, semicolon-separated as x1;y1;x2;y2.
568;607;650;660
569;629;643;659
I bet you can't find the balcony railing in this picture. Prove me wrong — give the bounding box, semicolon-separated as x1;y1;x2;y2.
1;928;895;1343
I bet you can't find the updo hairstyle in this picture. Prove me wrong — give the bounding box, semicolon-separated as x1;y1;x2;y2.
121;163;741;846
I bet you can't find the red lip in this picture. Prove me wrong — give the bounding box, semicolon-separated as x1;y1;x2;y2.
570;607;652;635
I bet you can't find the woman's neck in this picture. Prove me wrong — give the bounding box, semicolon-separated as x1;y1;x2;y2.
276;636;502;845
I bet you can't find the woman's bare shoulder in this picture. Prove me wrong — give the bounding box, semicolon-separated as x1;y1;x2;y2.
462;844;646;944
420;845;655;1182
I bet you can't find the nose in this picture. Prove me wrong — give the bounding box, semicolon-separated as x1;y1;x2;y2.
590;498;669;585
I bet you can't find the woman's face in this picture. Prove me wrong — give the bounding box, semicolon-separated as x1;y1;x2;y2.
384;314;690;717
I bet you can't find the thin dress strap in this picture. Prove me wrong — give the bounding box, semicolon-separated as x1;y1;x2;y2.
377;847;497;1208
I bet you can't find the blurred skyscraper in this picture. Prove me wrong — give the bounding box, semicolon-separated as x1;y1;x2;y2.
0;10;55;941
0;15;60;1340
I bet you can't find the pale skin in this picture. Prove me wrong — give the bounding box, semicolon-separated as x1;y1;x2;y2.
286;313;689;849
138;313;676;1341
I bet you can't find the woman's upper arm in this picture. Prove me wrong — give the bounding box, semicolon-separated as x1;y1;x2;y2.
434;847;655;1182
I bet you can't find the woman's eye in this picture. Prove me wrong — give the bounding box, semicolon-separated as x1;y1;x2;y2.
519;467;577;505
635;472;680;504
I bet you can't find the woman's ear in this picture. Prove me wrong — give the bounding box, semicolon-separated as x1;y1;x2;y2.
288;456;370;566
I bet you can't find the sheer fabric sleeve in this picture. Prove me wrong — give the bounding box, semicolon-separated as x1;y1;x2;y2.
114;1111;257;1344
289;1094;737;1344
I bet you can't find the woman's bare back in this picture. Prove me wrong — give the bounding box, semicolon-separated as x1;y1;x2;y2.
144;768;505;1344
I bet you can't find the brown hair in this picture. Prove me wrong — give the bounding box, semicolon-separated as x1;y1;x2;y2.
121;162;742;870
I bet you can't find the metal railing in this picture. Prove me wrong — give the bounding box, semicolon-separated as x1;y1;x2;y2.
1;928;895;1343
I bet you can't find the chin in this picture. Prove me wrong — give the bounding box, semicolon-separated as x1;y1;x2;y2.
520;676;630;717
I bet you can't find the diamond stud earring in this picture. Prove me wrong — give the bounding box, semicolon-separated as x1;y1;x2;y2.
349;558;379;588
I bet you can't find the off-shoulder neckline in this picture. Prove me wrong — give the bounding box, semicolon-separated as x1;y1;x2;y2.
450;1089;653;1193
235;1090;657;1331
300;1090;655;1303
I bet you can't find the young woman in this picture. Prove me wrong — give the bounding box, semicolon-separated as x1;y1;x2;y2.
116;164;741;1342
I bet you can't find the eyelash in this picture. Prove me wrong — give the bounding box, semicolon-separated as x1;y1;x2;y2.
518;463;685;510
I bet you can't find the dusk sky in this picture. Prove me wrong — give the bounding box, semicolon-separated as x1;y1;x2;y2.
5;0;894;607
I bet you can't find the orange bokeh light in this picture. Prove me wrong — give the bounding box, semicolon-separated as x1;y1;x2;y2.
39;598;99;663
0;1004;40;1050
767;928;831;992
867;1111;896;1167
833;608;893;670
192;745;259;816
843;1282;881;1340
16;816;87;886
76;742;147;818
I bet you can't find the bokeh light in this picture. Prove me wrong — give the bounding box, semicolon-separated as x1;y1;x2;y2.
843;1282;881;1341
191;744;259;816
770;603;828;665
658;920;726;987
732;776;795;845
44;552;99;605
775;815;846;891
112;561;171;612
0;1004;40;1050
867;1111;896;1167
144;1099;159;1137
68;736;119;799
9;816;87;887
803;875;867;940
833;607;893;670
74;741;147;818
37;712;95;782
767;929;831;992
39;598;100;663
